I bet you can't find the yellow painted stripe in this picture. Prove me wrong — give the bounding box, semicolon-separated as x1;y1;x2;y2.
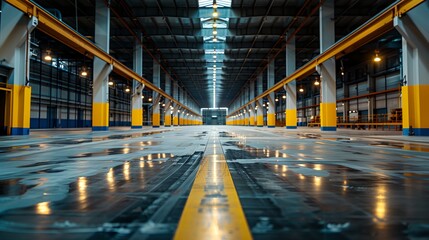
267;113;275;126
92;102;109;127
164;114;172;126
11;85;31;128
286;109;297;127
173;116;179;125
131;108;143;127
402;85;429;129
152;113;160;127
320;102;337;127
249;116;255;126
174;138;252;240
257;115;264;126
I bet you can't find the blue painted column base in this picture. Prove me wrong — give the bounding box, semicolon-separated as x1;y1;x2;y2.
286;126;297;129
92;126;109;131
10;128;30;135
268;126;275;128
152;126;160;128
257;125;264;127
403;128;429;136
321;127;336;131
131;126;142;129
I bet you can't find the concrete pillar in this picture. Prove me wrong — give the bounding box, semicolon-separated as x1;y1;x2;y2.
164;76;172;127
394;5;429;136
92;0;112;131
0;3;37;135
285;30;297;129
267;61;275;128
152;61;161;127
131;33;144;129
172;83;179;126
256;74;264;127
249;80;256;126
318;0;337;131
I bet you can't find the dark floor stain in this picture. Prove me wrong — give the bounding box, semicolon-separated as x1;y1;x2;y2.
31;169;65;174
19;160;71;168
0;179;30;196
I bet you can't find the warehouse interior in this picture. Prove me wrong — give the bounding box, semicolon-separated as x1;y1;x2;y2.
0;0;429;239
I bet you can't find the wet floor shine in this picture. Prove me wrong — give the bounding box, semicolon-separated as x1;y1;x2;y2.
0;126;429;239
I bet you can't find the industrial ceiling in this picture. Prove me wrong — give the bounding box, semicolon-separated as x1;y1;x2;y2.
32;0;397;109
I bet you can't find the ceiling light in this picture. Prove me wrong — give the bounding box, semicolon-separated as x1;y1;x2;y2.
314;79;320;86
213;55;217;58
213;65;216;68
299;88;304;93
213;22;217;28
141;95;145;99
213;11;218;18
275;98;278;102
81;67;88;77
148;98;152;102
374;50;381;62
125;87;130;92
282;95;286;99
213;29;218;35
108;81;114;86
44;50;52;61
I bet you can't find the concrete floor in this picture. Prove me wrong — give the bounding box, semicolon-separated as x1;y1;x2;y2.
0;126;428;239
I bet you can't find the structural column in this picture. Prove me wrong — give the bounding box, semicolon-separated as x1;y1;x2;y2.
267;61;275;128
318;0;337;131
92;0;112;131
131;34;144;129
285;30;297;129
0;3;37;135
249;80;256;126
256;74;264;127
173;83;179;126
152;61;161;127
394;5;429;136
164;76;172;127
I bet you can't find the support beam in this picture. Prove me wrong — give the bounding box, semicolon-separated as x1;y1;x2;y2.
152;61;161;128
164;76;172;127
394;3;429;136
285;30;297;129
267;61;275;128
0;2;36;135
256;74;264;127
131;33;144;129
318;0;336;131
92;0;111;131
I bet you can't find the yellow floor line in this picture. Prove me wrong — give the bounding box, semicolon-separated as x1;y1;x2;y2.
174;138;252;240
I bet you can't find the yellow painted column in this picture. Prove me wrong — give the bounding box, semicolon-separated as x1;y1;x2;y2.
402;85;429;135
267;113;275;127
164;113;172;127
92;102;109;131
286;109;297;129
10;85;31;135
395;11;429;136
131;108;143;129
320;102;337;131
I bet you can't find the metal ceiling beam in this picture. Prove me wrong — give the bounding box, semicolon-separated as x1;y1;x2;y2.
5;0;201;117
227;0;425;117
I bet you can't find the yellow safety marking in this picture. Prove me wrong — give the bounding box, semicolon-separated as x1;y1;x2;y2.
320;102;337;127
286;109;297;127
173;116;179;125
131;108;143;127
174;138;252;240
249;116;255;126
267;113;275;126
164;114;172;126
152;113;160;127
402;85;429;129
257;115;264;126
11;85;31;128
92;102;109;127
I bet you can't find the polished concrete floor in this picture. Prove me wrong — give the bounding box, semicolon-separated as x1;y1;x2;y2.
0;126;429;239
